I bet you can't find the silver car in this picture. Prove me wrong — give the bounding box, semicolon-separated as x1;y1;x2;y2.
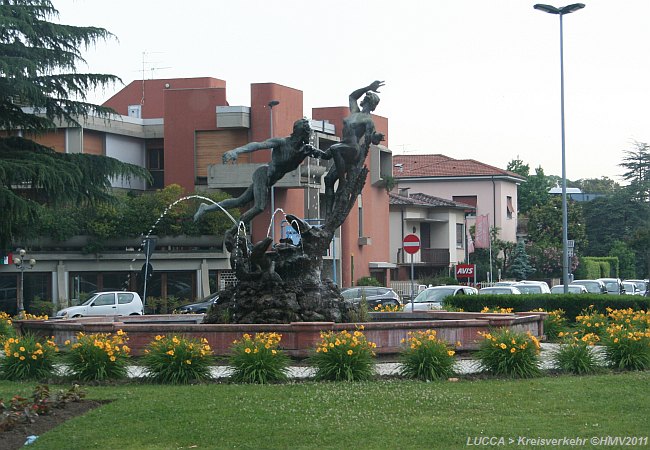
403;285;478;312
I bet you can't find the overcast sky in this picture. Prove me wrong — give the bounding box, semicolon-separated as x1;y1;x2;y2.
55;0;649;183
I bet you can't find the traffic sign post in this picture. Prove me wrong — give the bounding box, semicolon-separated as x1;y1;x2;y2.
403;234;421;303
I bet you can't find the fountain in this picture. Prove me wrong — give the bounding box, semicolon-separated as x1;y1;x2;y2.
14;81;547;354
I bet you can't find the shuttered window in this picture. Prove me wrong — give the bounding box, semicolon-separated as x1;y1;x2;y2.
195;130;249;179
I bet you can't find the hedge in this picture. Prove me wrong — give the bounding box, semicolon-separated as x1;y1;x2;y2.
446;294;649;322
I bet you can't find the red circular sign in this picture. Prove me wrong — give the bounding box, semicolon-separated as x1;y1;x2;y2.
403;234;420;254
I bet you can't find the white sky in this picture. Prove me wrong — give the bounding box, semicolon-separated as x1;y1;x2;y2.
55;0;649;183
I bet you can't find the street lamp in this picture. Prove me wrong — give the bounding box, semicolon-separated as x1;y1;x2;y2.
534;3;584;294
13;248;36;317
268;100;280;241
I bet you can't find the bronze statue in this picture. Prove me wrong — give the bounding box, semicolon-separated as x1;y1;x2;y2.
193;118;317;249
313;80;385;215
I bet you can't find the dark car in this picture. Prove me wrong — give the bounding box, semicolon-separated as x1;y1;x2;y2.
175;292;220;314
340;287;401;308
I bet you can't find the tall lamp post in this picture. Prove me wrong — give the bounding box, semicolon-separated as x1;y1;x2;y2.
534;3;584;293
268;100;280;241
13;248;36;317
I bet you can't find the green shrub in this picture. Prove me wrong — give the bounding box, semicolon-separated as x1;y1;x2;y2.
575;305;609;337
0;312;15;342
141;334;214;384
309;328;376;381
63;330;131;381
228;332;290;384
27;298;54;317
399;330;457;381
475;328;541;378
603;324;650;371
355;277;381;287
539;309;569;341
446;294;649;322
0;334;59;380
552;332;602;374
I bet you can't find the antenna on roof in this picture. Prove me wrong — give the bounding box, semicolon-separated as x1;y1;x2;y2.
139;51;170;105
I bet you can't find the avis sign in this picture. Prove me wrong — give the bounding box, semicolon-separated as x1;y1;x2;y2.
455;264;475;278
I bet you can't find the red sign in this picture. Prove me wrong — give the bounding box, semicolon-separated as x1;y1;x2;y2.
403;234;420;254
456;264;475;278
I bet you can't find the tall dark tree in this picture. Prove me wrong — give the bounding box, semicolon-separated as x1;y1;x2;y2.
0;0;149;248
619;141;650;202
506;241;535;280
527;195;587;255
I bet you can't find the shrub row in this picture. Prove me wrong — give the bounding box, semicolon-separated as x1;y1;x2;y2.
446;294;649;321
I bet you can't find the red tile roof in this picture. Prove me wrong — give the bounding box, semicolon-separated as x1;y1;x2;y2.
393;154;524;179
389;192;475;210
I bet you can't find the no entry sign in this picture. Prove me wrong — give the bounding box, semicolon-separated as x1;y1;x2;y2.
403;234;420;254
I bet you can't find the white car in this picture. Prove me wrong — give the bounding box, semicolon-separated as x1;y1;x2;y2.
512;281;551;294
56;291;144;318
621;282;641;296
550;284;589;294
478;286;522;295
402;285;478;312
623;279;648;296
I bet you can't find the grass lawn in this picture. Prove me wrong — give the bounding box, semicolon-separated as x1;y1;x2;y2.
1;371;648;449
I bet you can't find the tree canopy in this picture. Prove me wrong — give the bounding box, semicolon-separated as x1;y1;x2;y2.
0;0;149;249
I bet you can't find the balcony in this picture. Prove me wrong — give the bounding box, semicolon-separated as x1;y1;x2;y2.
398;248;449;265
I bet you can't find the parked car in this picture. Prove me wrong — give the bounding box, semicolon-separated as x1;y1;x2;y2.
493;281;517;286
340;287;401;308
550;284;589;294
572;279;608;294
175;292;220;313
402;285;478;312
624;279;648;296
55;291;144;318
621;282;641;296
478;286;522;295
597;278;625;295
512;281;551;294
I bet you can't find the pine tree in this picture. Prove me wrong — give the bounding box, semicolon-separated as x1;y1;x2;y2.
507;241;535;280
0;0;150;248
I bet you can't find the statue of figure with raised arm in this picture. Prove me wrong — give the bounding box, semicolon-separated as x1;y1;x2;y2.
193;118;316;250
312;81;385;216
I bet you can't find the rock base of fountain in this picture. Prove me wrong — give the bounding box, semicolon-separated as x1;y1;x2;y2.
205;277;353;324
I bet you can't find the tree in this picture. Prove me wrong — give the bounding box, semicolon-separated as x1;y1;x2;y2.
507;159;551;214
619;141;650;202
573;177;619;195
527;195;587;255
0;0;149;249
506;241;535;280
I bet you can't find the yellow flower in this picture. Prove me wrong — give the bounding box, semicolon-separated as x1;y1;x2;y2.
155;335;163;341
271;350;277;355
347;350;353;355
499;343;507;349
12;352;18;358
110;356;116;362
244;348;251;354
510;347;516;353
166;350;174;356
447;350;455;356
185;360;192;365
19;356;25;361
19;346;25;352
64;340;71;346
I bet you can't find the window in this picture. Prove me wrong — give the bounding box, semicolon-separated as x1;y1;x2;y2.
357;194;363;238
456;223;464;248
506;196;514;219
118;293;134;304
146;144;164;190
94;293;114;306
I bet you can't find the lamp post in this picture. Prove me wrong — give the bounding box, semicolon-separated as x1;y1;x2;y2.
13;248;36;317
534;3;584;293
268;100;280;241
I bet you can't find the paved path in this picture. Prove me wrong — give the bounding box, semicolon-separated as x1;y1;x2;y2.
125;343;576;379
